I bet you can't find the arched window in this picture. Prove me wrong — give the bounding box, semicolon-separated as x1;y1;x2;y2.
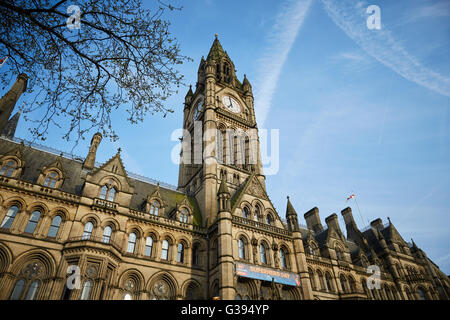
145;237;153;257
254;205;260;222
348;277;356;293
325;273;334;292
99;186;108;199
1;205;19;229
216;131;226;164
150;201;160;215
25;280;40;300
340;275;348;293
80;280;92;300
161;240;169;260
309;242;318;256
279;248;287;269
179;208;189;223
235;294;242;300
127;232;137;253
192;244;199;266
266;214;272;225
335;246;344;261
244;136;250;166
102;226;112;243
417;288;426;300
317;271;325;291
238;238;245;259
99;184;117;202
242;207;249;219
43;171;58;188
24;210;41;234
82;222;94;240
177;243;185;263
260;243;267;264
47;215;62;238
308;269;316;290
0;160;17;177
362;279;373;299
9;279;25;300
107;188;116;202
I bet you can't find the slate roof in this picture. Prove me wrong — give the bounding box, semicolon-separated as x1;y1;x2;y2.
0;137;202;226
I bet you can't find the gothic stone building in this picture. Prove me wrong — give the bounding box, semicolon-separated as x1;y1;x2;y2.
0;36;449;301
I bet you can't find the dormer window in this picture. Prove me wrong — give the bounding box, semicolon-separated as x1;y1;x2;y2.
43;171;59;188
150;201;160;215
309;242;318;256
0;160;16;177
179;208;189;223
99;184;116;202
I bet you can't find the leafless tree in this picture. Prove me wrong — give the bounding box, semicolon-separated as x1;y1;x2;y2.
0;0;191;143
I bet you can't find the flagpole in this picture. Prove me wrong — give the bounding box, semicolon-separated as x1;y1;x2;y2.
352;190;369;229
352;192;370;228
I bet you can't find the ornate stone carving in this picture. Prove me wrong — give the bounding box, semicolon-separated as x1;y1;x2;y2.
152;280;169;299
22;261;42;279
247;179;267;200
85;265;98;278
125;279;136;292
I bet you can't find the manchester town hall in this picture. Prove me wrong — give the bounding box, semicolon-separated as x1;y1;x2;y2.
0;36;448;301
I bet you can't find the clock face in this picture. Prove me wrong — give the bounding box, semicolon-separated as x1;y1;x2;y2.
193;98;204;120
222;95;241;113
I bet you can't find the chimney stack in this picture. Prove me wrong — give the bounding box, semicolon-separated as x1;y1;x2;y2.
0;73;28;132
325;213;343;234
83;132;102;170
304;207;323;233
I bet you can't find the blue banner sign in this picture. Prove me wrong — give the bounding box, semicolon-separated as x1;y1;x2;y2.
235;262;301;287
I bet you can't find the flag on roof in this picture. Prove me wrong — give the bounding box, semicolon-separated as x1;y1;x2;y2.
346;193;355;202
0;57;7;68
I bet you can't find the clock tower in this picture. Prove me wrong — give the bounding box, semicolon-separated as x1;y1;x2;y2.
178;35;266;227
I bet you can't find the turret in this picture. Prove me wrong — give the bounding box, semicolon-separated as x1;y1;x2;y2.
242;74;252;93
286;196;299;232
217;177;230;212
184;85;193;106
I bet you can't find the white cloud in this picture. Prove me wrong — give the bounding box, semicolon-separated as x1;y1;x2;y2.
407;1;450;22
321;0;450;98
254;0;313;128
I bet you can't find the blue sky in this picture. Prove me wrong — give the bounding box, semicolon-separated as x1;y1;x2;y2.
3;0;450;274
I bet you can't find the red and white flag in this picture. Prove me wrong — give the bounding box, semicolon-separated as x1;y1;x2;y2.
0;57;7;68
346;193;355;202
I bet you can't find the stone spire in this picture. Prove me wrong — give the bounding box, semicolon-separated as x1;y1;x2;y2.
0;73;28;133
286;196;300;232
83;132;102;170
207;34;228;62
